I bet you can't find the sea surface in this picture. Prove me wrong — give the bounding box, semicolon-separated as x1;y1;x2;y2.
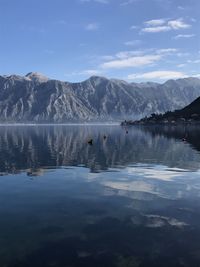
0;125;200;267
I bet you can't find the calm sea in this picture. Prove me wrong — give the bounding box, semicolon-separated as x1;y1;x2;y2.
0;125;200;267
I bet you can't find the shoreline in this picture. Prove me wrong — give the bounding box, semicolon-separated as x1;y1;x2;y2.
121;121;200;126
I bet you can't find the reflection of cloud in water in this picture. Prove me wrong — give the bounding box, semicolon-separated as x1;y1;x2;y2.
145;215;188;228
85;164;200;201
101;179;168;199
103;180;154;194
127;165;187;181
87;164;188;184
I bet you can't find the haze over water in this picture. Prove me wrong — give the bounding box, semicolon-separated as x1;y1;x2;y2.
1;125;200;267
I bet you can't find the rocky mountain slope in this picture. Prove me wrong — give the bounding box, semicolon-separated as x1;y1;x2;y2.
0;72;200;122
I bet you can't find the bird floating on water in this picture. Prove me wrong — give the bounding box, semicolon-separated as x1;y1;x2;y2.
88;139;93;145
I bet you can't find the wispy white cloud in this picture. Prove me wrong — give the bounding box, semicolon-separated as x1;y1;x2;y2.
176;57;200;68
130;25;139;30
187;59;200;64
142;26;171;33
100;55;115;61
65;69;102;77
168;19;191;30
101;54;162;69
142;18;191;33
127;71;186;80
177;64;186;68
100;48;178;69
192;74;200;78
115;50;144;59
190;18;196;23
80;69;102;75
124;40;142;46
177;52;190;57
177;6;185;10
85;23;99;31
145;19;167;26
156;48;178;54
174;34;195;39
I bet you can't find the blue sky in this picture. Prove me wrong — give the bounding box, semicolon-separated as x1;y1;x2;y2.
0;0;199;82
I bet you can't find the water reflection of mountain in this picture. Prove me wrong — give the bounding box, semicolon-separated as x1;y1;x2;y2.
0;125;200;175
140;125;200;153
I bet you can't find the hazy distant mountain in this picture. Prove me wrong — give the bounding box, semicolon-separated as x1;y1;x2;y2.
0;72;200;122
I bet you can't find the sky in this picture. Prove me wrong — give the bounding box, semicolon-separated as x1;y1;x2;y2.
0;0;199;82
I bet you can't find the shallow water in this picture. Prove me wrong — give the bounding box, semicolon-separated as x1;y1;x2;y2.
0;125;200;267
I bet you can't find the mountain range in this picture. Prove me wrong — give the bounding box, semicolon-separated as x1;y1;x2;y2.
0;72;200;122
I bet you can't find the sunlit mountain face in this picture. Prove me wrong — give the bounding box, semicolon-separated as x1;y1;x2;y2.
0;75;200;122
1;125;200;267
